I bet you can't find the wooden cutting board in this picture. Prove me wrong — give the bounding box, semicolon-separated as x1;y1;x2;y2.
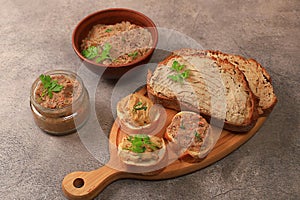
62;86;267;200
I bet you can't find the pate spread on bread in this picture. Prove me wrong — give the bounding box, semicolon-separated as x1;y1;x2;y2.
118;134;166;166
165;111;214;161
117;93;164;135
147;51;258;132
172;49;277;115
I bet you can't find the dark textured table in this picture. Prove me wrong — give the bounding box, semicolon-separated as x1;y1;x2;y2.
1;0;299;199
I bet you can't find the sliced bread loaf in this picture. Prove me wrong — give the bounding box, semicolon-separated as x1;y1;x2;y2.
206;51;277;115
147;52;258;132
172;49;277;115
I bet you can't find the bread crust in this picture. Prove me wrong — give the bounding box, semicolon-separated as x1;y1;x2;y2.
147;82;258;132
147;52;259;132
247;58;277;116
206;50;277;115
173;49;277;116
116;93;165;135
118;134;166;167
164;111;215;162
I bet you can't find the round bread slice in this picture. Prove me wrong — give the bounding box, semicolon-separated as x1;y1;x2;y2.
118;134;166;167
117;93;165;135
165;111;214;161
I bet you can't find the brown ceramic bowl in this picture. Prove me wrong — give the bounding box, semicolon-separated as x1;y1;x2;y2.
72;8;158;79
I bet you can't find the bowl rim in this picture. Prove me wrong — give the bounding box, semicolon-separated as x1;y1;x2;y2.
72;8;158;68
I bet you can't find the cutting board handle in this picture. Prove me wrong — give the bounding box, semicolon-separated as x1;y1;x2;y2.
62;165;125;200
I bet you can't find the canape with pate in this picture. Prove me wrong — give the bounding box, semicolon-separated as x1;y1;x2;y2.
117;93;165;135
165;111;214;161
118;134;166;167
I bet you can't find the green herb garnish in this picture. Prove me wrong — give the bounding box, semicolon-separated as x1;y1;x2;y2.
181;69;190;79
105;28;112;33
168;60;190;83
95;43;112;63
39;74;64;98
180;120;185;129
81;46;98;59
168;74;184;82
194;131;202;142
82;43;112;63
126;134;159;153
133;101;147;112
171;60;185;72
128;51;138;59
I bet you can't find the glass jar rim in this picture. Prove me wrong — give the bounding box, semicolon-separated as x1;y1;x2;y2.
30;69;86;113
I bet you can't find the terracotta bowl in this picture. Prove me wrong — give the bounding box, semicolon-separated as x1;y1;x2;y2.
72;8;158;79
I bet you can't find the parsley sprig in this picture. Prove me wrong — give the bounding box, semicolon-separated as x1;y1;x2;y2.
81;46;98;59
39;74;64;98
179;120;185;129
168;60;190;83
126;135;159;153
128;51;138;59
194;131;203;142
132;102;147;112
96;43;112;63
105;28;112;33
171;60;185;72
82;43;112;63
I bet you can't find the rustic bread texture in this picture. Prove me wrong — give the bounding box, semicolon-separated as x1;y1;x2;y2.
207;51;277;115
172;49;277;115
147;52;258;132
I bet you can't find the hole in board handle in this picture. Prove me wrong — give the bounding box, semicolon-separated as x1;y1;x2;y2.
73;178;84;188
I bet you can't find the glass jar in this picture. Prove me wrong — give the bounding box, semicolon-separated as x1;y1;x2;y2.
30;70;90;135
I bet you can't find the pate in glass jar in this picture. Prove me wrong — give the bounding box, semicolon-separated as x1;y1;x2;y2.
30;70;90;135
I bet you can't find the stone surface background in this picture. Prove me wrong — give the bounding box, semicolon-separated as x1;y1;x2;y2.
0;0;299;199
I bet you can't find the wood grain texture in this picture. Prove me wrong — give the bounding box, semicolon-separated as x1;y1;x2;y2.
62;86;268;200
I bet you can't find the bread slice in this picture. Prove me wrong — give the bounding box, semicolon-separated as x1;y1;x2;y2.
118;134;166;167
165;111;214;162
147;52;258;132
117;93;165;135
173;49;277;115
206;51;277;115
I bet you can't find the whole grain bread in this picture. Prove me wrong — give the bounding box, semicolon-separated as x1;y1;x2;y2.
172;49;277;115
147;52;258;132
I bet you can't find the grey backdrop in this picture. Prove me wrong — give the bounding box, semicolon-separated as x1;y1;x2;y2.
0;0;299;199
